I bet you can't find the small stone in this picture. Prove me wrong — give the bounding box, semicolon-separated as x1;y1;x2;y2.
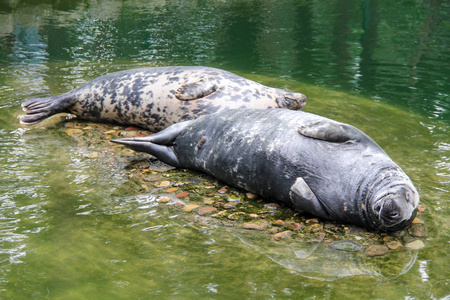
329;240;363;252
347;225;366;235
183;204;199;212
285;222;303;231
197;207;217;215
305;223;323;233
273;220;285;226
85;152;98;159
175;191;190;198
305;218;319;224
227;212;246;220
166;187;179;193
248;214;259;219
405;240;425;250
104;129;117;134
386;240;403;250
365;245;389;257
417;203;426;213
408;223;428;237
382;236;398;243
268;227;281;234
154;181;171;188
158;196;171;203
223;202;238;209
203;199;215;205
217;188;228;194
264;203;280;210
211;211;228;218
125;126;140;131
246;192;257;199
64;128;83;136
273;230;292;241
243;221;270;231
411;217;424;224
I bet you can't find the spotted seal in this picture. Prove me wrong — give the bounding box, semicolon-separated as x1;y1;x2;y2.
20;66;306;131
112;108;419;232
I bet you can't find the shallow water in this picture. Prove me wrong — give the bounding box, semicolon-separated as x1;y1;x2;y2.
0;0;449;299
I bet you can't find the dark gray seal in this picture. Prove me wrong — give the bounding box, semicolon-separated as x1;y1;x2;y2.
20;66;306;131
112;108;419;232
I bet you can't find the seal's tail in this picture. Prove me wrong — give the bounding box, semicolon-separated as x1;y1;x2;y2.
20;92;75;125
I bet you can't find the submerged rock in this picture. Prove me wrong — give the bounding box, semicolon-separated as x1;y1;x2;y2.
328;240;363;252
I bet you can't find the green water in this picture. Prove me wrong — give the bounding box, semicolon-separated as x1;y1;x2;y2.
0;0;449;299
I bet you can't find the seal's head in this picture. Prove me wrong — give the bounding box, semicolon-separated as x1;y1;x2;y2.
277;91;307;110
365;167;420;232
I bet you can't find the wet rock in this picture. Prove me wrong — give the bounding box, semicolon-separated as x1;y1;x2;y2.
246;192;257;199
223;202;239;209
386;240;403;250
264;203;280;210
227;212;246;220
329;240;363;252
211;211;228;218
85;152;99;159
411;217;424;224
417;203;426;213
407;223;428;237
158;196;171;203
217;188;228;194
273;220;285;226
248;214;259;219
305;218;319;224
197;207;217;216
285;222;303;231
243;220;270;231
154;181;171;188
268;227;281;234
65;128;83;136
183;204;199;212
175;191;190;198
305;223;323;233
166;187;179;193
273;230;292;241
365;245;389;257
405;240;425;250
346;225;366;235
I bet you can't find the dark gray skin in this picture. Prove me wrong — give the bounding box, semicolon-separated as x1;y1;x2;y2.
20;66;306;131
112;108;419;232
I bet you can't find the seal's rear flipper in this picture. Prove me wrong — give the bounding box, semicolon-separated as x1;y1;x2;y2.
20;92;76;125
111;121;192;168
112;137;182;168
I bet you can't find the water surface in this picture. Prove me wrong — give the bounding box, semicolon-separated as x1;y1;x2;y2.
0;1;449;298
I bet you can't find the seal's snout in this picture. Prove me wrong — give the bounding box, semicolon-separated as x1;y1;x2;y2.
375;185;419;230
284;92;307;110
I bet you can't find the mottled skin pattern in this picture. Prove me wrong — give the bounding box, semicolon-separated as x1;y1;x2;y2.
20;66;307;131
113;109;419;232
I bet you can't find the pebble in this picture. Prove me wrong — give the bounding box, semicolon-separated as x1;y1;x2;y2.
85;152;99;159
305;223;323;232
273;230;292;241
158;196;171;203
175;191;190;198
211;211;228;218
223;202;238;209
328;240;363;252
386;240;403;250
64;128;83;136
197;207;217;216
285;222;303;231
243;221;270;231
264;203;280;210
405;240;425;250
166;187;179;193
154;181;171;188
305;218;319;224
217;188;228;194
365;245;389;257
407;223;428;237
411;217;424;224
246;192;257;199
417;203;426;213
273;220;285;226
183;204;199;212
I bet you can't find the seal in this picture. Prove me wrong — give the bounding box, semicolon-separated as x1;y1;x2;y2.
112;108;419;232
20;66;307;131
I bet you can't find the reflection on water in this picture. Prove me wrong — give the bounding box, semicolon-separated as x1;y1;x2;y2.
0;0;449;298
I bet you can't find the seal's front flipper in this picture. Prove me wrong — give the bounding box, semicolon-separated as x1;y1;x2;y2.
290;177;330;218
297;120;359;143
175;79;218;100
20;92;76;125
